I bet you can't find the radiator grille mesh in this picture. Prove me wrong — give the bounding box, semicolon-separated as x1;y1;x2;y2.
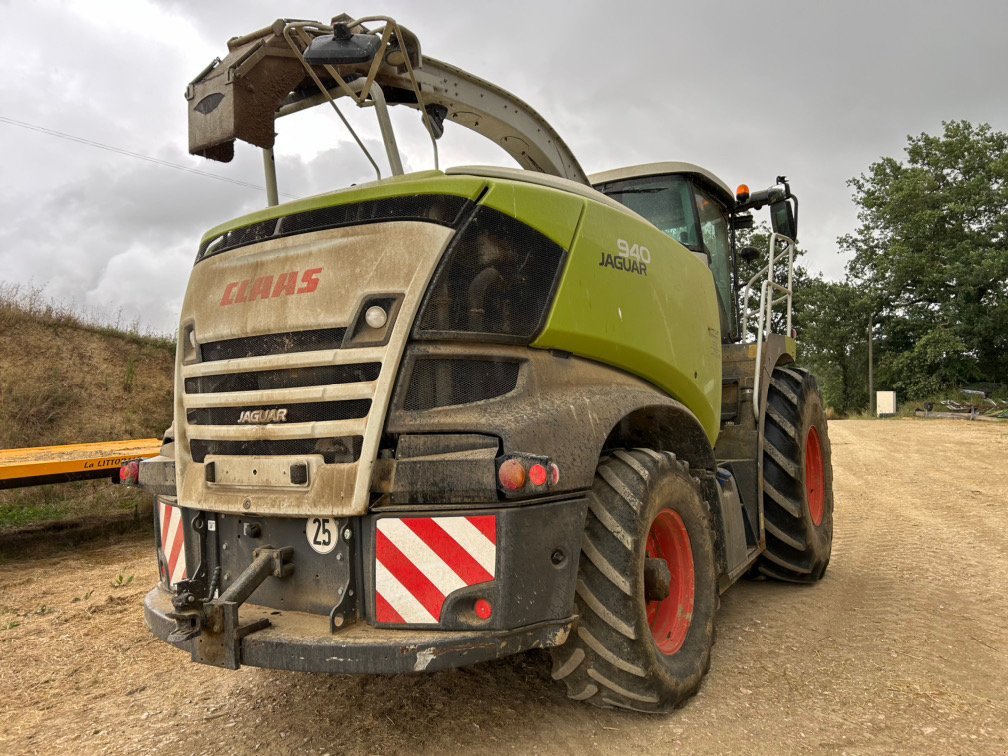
404;358;520;411
198;194;472;261
200;328;347;361
186;400;371;426
190;438;363;464
414;206;566;342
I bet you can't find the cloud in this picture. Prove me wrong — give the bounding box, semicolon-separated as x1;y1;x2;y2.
3;0;1008;334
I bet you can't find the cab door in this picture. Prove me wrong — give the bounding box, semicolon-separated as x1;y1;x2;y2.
690;184;737;342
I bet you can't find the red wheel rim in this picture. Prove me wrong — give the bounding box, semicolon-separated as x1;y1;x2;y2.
645;509;694;655
805;425;825;526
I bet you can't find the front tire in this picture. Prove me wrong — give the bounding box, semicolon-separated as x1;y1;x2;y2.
549;449;718;712
756;365;834;582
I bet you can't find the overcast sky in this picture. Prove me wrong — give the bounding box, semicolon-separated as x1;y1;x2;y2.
2;1;1006;335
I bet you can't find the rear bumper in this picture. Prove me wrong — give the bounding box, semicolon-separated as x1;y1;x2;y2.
145;586;573;674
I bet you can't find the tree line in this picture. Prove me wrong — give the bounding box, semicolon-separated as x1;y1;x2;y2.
742;120;1007;413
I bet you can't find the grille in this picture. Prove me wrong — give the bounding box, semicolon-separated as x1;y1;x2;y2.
187;400;371;426
200;218;280;259
185;327;379;466
190;438;363;464
197;194;472;261
414;206;567;343
185;363;380;394
201;328;347;361
404;358;520;411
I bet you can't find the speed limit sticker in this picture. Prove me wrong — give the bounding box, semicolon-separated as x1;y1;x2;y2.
306;516;338;554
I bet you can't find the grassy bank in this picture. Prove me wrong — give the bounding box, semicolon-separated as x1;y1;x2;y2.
0;285;174;533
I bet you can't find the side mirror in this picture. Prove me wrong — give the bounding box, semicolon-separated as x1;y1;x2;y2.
770;199;797;241
304;22;381;65
739;246;761;264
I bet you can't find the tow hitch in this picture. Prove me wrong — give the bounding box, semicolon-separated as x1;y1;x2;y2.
167;546;294;669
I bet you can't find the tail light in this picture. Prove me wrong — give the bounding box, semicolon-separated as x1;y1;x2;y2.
119;460;140;486
496;454;559;497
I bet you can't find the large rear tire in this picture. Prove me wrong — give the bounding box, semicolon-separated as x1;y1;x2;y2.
756;365;834;582
549;449;718;712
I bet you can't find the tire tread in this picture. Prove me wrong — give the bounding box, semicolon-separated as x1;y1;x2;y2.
755;366;833;583
550;449;717;712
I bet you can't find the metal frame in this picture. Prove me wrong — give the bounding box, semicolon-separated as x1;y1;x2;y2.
741;232;795;420
189;14;588;208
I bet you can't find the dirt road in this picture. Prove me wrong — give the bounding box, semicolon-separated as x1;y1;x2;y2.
1;419;1006;755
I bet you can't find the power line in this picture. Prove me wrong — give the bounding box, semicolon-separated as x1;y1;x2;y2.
0;115;295;198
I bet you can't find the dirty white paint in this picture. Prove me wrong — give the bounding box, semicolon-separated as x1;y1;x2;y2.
414;648;436;671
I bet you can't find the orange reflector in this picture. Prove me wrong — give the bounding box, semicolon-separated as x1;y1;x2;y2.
498;458;527;491
736;184;750;202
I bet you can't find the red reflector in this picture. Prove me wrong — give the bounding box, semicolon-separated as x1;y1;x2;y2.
119;460;139;485
548;462;560;485
528;463;547;487
498;458;527;491
474;598;493;620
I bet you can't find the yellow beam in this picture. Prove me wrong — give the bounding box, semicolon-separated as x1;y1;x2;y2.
0;439;161;483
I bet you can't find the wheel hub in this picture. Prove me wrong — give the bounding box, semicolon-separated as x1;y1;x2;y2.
643;557;672;602
645;509;694;655
805;425;825;526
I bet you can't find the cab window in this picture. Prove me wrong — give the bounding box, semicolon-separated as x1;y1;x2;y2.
600;175;700;250
692;187;736;336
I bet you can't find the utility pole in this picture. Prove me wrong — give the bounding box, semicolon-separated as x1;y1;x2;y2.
867;317;874;415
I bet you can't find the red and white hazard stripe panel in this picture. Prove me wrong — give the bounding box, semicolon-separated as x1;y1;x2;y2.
158;498;188;586
375;515;496;625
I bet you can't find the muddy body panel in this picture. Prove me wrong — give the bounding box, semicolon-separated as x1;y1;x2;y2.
146;495;585;672
145;586;573;674
172;172;721;520
150;169;731;675
176;220;455;518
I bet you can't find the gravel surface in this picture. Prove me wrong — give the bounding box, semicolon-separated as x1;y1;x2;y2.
1;418;1005;754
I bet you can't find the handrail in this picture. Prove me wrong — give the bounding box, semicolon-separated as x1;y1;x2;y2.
741;232;795;420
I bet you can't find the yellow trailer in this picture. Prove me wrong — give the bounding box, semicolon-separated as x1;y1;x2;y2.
0;439;160;489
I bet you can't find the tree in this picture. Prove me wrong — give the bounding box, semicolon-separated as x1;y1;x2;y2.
795;278;871;413
839;120;1008;396
733;224;868;412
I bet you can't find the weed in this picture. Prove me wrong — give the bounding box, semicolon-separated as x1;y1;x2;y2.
111;574;135;588
1;620;20;631
0;379;81;448
37;605;55;616
0;282;173;347
123;356;137;392
71;589;95;603
0;481;153;535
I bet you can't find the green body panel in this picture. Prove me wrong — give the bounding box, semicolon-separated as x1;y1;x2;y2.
199;170;722;444
533;199;723;444
480;180;585;250
785;335;798;359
